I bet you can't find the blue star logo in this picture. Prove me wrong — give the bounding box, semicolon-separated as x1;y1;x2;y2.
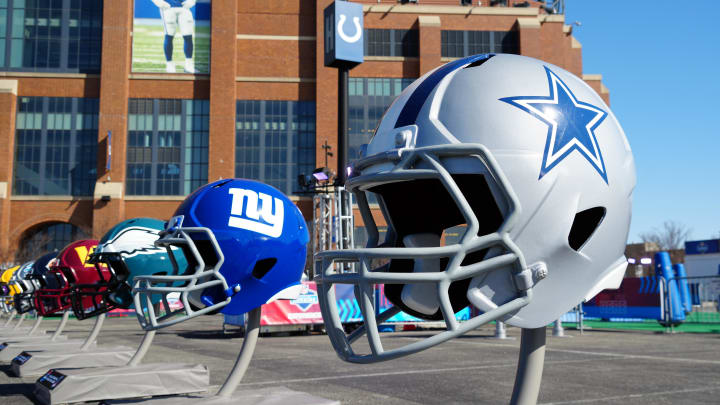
500;66;609;184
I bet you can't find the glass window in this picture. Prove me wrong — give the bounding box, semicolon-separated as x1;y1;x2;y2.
126;99;209;196
441;30;518;57
0;0;102;73
13;96;98;196
235;100;315;196
364;29;418;57
18;222;87;261
348;77;414;161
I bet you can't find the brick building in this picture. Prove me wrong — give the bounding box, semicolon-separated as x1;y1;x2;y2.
0;0;610;261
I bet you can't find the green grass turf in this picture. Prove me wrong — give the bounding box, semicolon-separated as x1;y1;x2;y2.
561;320;720;334
132;24;210;73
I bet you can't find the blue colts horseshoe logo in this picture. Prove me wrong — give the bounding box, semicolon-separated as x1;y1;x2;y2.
337;14;362;43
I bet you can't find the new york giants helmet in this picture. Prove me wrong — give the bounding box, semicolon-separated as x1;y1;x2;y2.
35;239;116;319
315;53;635;363
132;179;309;330
13;252;57;314
87;217;189;312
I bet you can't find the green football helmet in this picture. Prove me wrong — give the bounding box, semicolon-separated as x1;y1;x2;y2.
87;217;189;312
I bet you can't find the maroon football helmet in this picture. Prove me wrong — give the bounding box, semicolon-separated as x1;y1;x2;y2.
34;239;116;319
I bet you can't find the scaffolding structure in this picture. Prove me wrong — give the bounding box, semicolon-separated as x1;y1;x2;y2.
312;187;354;277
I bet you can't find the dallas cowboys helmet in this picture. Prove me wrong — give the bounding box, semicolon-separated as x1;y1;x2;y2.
87;217;189;315
315;53;635;363
132;178;310;330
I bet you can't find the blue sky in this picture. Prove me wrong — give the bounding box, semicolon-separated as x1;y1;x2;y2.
565;1;720;243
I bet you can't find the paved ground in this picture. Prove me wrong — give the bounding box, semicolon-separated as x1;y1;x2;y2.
1;315;719;404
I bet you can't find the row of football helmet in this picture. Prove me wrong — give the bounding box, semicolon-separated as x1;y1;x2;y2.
1;54;635;365
0;178;310;332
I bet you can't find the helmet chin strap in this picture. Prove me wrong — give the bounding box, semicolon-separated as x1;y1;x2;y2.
401;233;441;315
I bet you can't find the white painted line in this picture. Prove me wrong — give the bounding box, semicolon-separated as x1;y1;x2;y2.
540;386;720;404
237;358;612;387
398;336;720;365
545;347;720;365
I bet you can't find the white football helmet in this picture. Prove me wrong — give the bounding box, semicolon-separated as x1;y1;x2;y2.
315;53;635;363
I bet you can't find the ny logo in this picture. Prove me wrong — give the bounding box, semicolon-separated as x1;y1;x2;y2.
228;188;284;238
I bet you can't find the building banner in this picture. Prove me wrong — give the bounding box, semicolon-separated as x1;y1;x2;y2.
257;282;470;326
132;0;211;74
261;282;324;325
583;276;664;320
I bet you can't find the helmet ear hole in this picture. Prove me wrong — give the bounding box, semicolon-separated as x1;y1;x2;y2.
568;207;606;251
252;258;277;280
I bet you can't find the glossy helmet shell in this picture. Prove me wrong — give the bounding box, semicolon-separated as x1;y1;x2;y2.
132;178;309;329
315;53;635;363
88;217;188;310
0;265;19;312
13;252;57;314
35;239;113;318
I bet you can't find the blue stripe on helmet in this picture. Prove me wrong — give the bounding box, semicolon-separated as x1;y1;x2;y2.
394;54;494;129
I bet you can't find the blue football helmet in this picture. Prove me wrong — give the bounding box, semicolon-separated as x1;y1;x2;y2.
132;179;310;330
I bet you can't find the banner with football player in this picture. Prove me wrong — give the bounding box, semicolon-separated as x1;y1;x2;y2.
132;0;211;74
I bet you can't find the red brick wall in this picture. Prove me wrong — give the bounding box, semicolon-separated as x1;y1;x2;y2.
0;1;608;259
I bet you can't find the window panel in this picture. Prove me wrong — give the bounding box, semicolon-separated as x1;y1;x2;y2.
20;222;87;259
347;78;414;161
126;99;209;196
235;100;315;196
0;0;101;72
12;96;98;196
365;28;419;57
441;30;519;57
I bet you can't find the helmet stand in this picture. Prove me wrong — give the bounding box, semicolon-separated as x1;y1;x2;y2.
50;311;70;341
126;329;156;366
0;311;69;342
79;313;105;351
510;327;547;405
0;311;103;363
1;311;33;336
26;315;44;335
34;320;209;404
13;312;140;378
12;312;26;329
2;309;15;327
214;306;262;397
86;307;337;405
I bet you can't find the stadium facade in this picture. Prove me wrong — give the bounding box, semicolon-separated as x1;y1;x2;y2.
0;0;609;261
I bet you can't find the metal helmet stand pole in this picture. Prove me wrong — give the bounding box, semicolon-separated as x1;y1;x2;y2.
12;312;26;329
215;306;262;398
79;312;105;351
578;303;584;335
126;329;157;367
3;309;16;327
50;311;70;341
26;315;43;335
510;327;547;405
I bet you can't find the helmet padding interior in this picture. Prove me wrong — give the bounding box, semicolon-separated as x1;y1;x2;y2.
369;174;504;320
